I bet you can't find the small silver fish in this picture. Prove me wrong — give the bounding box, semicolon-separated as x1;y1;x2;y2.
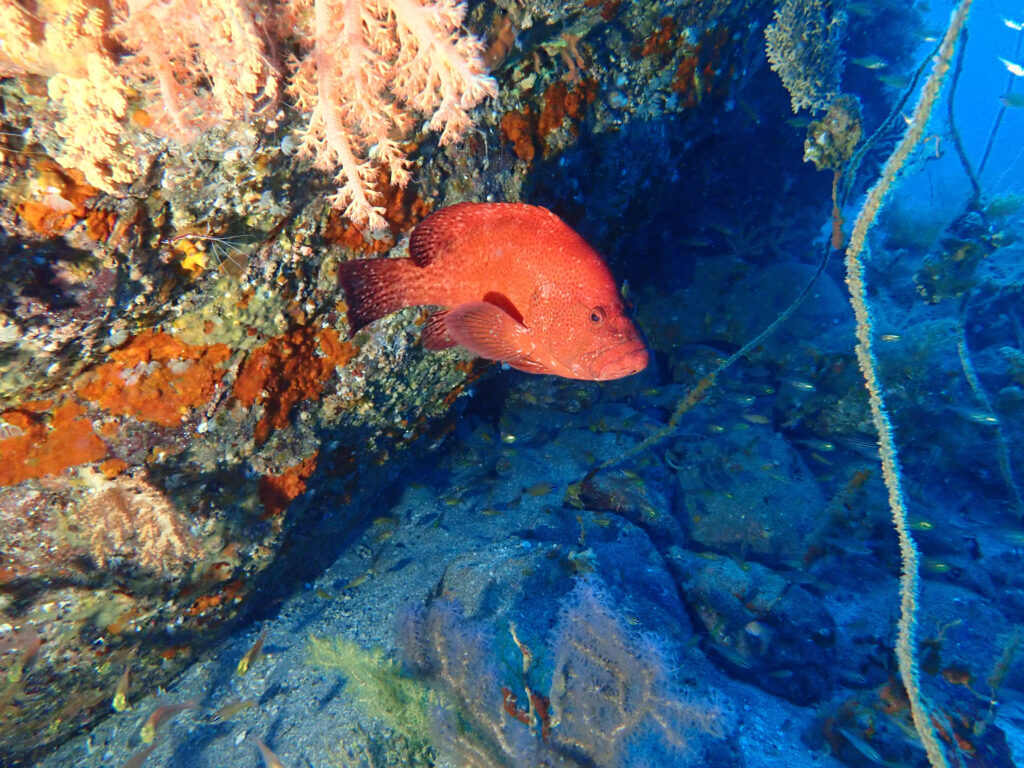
1000;92;1024;109
845;1;873;16
782;378;815;392
837;727;883;763
851;55;887;70
952;407;999;425
794;437;835;452
999;57;1024;77
877;74;910;90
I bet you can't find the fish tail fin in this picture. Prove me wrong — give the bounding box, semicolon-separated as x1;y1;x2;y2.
337;258;419;334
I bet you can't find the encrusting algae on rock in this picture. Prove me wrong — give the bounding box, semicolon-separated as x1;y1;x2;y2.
233;325;357;445
0;400;108;486
76;330;232;428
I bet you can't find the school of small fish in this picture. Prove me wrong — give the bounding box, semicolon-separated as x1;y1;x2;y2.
108;629;277;768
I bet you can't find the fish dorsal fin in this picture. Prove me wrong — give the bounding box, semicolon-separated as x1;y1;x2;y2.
408;202;479;267
409;202;551;268
445;301;537;365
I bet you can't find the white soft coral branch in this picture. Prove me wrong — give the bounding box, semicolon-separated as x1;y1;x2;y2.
301;0;391;229
1;0;493;226
389;0;497;144
117;0;279;141
291;0;496;231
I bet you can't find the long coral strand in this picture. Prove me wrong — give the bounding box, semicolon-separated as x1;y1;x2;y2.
842;2;972;766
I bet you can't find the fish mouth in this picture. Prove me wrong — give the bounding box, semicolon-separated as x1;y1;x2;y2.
588;338;649;380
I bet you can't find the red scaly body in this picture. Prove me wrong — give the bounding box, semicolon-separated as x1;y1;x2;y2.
337;202;647;380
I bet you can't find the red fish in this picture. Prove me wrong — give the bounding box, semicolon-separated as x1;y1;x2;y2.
337;202;648;380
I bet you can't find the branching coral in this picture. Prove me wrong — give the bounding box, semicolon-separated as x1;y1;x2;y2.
115;0;280;141
0;0;141;188
0;0;495;228
306;635;440;747
287;0;496;230
764;0;847;113
79;471;203;571
397;598;545;768
548;578;728;764
397;577;728;768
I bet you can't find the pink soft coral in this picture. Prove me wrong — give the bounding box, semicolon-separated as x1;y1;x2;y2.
288;0;496;231
0;0;495;229
115;0;280;141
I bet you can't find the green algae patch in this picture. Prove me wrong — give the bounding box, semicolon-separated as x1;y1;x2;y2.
171;276;290;351
306;635;437;747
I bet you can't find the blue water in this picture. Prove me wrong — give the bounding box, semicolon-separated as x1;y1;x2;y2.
898;1;1023;218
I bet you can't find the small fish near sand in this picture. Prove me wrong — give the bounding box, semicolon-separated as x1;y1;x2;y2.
112;662;132;712
236;630;267;676
253;735;287;768
337;202;649;381
140;699;198;743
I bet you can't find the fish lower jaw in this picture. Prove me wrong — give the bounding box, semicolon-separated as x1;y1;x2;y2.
587;339;649;380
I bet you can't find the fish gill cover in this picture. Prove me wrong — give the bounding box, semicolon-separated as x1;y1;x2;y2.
0;0;1022;767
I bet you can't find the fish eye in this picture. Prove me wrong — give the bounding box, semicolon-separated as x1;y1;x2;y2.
589;307;606;325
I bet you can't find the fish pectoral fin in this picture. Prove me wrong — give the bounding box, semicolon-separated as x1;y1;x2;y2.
505;357;550;374
445;301;537;366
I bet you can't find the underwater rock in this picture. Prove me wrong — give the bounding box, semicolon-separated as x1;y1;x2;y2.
727;262;854;359
812;580;1021;768
0;140;475;768
671;424;828;568
577;464;686;548
672;549;836;705
914;210;998;303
